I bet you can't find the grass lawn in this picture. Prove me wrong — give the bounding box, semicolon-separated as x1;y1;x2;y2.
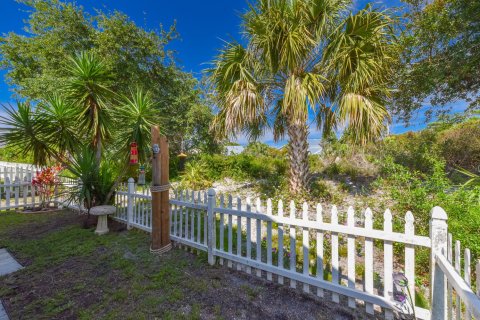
0;210;371;320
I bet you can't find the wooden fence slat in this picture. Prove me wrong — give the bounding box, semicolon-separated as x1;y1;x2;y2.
447;233;453;320
316;204;324;298
14;176;19;207
246;197;252;274
364;208;374;314
256;198;262;277
266;198;273;281
191;191;195;245
173;190;178;236
236;197;242;271
278;200;284;285
195;191;201;244
228;195;233;268
383;209;394;320
302;202;310;293
219;194;225;265
289;200;297;289
405;211;416;313
204;192;208;246
5;177;10;210
347;206;356;308
465;248;471;319
331;205;339;303
179;191;184;238
455;240;461;320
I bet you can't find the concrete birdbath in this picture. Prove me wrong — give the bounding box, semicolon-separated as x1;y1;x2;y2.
90;205;116;235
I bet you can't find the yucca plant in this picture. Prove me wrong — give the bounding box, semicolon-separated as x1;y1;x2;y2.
209;0;397;193
65;51;114;166
112;87;160;163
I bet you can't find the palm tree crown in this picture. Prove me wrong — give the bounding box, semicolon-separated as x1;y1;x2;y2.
209;0;397;193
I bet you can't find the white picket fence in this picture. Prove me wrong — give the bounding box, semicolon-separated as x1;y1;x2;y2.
0;162;40;182
0;176;42;210
112;178;480;320
0;162;76;185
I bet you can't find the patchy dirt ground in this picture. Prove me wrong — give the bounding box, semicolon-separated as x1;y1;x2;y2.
0;210;382;319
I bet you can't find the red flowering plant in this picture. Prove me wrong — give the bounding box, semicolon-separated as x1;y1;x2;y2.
32;165;63;209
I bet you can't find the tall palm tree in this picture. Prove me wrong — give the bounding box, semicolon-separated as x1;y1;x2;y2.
209;0;397;193
65;52;114;166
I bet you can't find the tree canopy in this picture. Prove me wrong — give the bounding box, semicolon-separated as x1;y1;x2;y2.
0;0;215;153
392;0;480;122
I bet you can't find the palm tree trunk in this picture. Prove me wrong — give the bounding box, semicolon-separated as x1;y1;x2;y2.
287;120;309;194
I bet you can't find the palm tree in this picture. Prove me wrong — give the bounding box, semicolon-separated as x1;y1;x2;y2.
65;52;114;166
209;0;397;193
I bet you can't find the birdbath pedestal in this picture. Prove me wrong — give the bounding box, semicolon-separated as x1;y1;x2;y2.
90;205;116;235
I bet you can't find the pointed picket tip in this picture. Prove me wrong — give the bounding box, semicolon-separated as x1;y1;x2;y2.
302;202;308;219
384;208;392;220
347;206;355;225
331;205;337;214
267;198;272;215
431;206;448;221
290;200;296;210
255;197;262;212
302;202;308;211
364;208;373;219
278;199;283;208
316;203;323;221
405;211;414;223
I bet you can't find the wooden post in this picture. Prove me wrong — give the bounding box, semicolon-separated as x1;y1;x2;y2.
151;125;171;254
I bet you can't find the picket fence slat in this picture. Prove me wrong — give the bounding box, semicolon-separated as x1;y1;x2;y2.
289;200;297;289
266;199;273;281
316;204;324;298
364;208;374;315
302;202;309;293
227;195;233;268
455;240;462;320
256;198;262;277
347;206;356;308
278;200;284;285
331;205;339;303
246;197;252;275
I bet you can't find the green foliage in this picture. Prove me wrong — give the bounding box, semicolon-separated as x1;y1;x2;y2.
65;147;117;209
393;0;480;120
179;162;212;190
111;88;160;163
0;0;214;155
437;118;480;171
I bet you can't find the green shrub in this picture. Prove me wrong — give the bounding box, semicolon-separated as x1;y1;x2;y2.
179;162;212;190
438;118;480;172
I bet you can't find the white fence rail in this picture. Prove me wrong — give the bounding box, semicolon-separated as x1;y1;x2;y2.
112;178;480;320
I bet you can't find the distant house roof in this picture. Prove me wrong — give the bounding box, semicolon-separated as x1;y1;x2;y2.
225;146;245;155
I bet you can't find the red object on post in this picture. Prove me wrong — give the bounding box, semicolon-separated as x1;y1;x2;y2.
130;142;138;164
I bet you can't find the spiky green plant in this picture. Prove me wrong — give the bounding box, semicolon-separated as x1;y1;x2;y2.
112;87;160;163
209;0;397;193
65;51;114;165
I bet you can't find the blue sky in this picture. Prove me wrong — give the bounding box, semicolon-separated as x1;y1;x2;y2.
0;0;468;146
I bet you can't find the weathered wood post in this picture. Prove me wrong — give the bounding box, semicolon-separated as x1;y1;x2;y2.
430;206;448;320
150;125;172;254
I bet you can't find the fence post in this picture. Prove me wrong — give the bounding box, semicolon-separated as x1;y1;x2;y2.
127;178;135;230
207;188;216;266
430;206;448;320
